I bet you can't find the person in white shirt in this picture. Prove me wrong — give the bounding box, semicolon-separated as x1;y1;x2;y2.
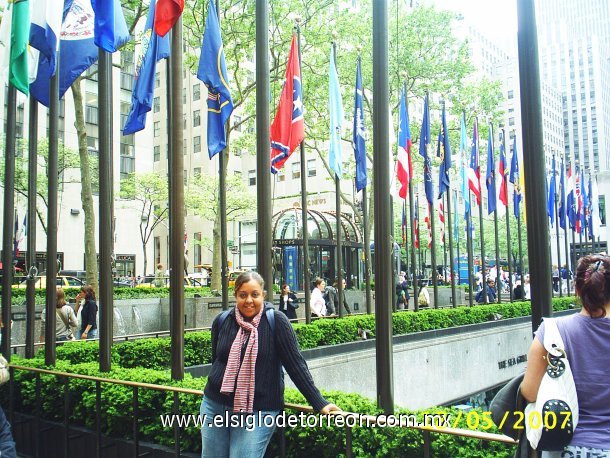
310;278;327;317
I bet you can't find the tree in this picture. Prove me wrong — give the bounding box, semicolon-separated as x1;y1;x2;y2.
120;172;169;276
186;173;256;290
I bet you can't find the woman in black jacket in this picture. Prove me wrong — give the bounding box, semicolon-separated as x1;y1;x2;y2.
278;283;298;320
200;272;339;457
77;285;98;340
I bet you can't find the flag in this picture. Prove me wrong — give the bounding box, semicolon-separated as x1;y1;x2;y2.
197;0;233;158
328;46;343;179
13;213;19;258
486;125;496;214
559;159;566;230
437;199;445;246
575;166;582;233
270;34;304;173
30;0;100;107
352;58;367;191
396;89;412;199
16;214;26;253
122;0;170;135
509;136;521;219
8;0;30;94
419;94;433;204
29;0;63;77
91;0;130;52
468;118;481;205
580;168;588;233
153;0;184;37
424;203;432;248
566;165;576;230
590;176;602;239
498;130;508;208
414;195;420;249
459;114;470;218
437;103;451;199
547;156;556;226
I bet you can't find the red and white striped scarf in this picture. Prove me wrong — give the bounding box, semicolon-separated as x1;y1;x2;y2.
220;306;264;412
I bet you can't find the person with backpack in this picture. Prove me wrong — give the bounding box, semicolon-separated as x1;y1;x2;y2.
200;271;340;457
39;287;78;343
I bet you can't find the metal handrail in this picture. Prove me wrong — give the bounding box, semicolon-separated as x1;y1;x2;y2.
8;364;517;458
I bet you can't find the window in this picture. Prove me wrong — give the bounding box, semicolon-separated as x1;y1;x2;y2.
193;83;200;101
292;162;301;179
120;102;131;130
276;169;285;182
193;110;200;127
184;170;188;186
508;90;514;99
120;134;135;179
155;72;160;89
248;170;256;186
193;136;201;154
509;117;515;126
193;167;201;178
307;159;316;177
154;121;160;137
154;96;160;113
85;63;98;81
154;146;160;162
233;115;242;132
85;92;98;125
194;232;202;266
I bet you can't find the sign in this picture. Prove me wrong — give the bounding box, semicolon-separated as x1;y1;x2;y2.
228;240;234;248
283;246;299;291
497;354;527;370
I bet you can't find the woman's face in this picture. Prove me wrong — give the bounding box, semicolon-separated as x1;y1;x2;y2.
282;285;290;294
318;281;326;291
235;280;264;320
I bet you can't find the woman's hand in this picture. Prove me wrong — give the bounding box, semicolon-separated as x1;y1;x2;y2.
320;403;341;415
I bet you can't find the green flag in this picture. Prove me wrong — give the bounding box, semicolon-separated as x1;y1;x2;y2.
10;0;30;95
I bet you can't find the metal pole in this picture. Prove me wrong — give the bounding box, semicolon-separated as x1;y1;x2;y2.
1;85;17;360
363;187;372;314
517;213;524;277
446;191;456;307
373;0;394;414
455;190;461;294
217;0;229;311
256;0;273;301
405;88;418;310
466;203;475;307
296;23;311;321
563;155;571;296
98;49;114;372
502;129;513;301
554;168;563;297
25;98;38;358
426;96;438;308
475;118;487;304
333;41;344;317
517;0;553;328
493;207;500;303
169;21;185;381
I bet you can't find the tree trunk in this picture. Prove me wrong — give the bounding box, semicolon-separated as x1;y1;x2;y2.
72;77;99;295
210;132;231;291
142;240;148;277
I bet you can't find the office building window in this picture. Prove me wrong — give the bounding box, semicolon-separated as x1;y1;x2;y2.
307;159;316;177
193;109;200;127
508;90;514;99
292;162;300;179
154;121;160;137
154;96;160;113
120;134;135;179
233;115;242;132
194;167;201;178
85;92;98;125
155;72;160;89
276;169;286;182
154;145;160;162
193;83;200;101
248;170;256;186
193;135;201;154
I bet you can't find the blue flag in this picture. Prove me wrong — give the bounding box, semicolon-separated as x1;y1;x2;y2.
197;0;233;158
559;159;566;230
437;103;451;199
459;114;470;218
547;156;556;226
486;125;496;214
328;46;344;179
580;168;588;232
91;0;130;52
567;165;576;230
352;58;367;191
30;0;99;107
509;136;521;219
123;0;170;135
29;0;63;77
419;94;433;204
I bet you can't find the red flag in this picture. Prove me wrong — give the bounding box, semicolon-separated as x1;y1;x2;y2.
397;90;412;199
270;34;304;173
425;203;433;249
437;199;445;246
154;0;185;37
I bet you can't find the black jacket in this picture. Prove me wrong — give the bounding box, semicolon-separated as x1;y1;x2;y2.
204;304;328;412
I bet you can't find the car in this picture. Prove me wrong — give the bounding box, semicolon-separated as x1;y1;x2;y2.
15;275;84;289
228;270;248;288
135;276;200;288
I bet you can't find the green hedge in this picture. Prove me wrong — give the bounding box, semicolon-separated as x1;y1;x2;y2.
43;297;578;370
6;357;515;457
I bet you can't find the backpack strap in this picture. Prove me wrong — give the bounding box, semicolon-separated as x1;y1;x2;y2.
215;306;275;334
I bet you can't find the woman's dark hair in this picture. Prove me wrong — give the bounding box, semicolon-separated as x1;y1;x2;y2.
574;255;610;317
281;284;289;291
233;271;264;295
56;287;66;308
80;285;96;301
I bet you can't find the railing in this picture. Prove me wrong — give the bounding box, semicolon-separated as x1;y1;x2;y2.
7;365;517;458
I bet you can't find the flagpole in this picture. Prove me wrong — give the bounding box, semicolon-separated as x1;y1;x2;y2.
446;191;456;307
563;156;571;297
475;118;487;304
25;98;38;359
502;129;513;301
454;190;461;292
98;47;114;372
405;85;418;310
363;186;372;314
466;196;475;306
552;155;563;297
169;19;185;381
1;83;17;360
295;22;312;322
493;194;501;303
256;0;273;303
